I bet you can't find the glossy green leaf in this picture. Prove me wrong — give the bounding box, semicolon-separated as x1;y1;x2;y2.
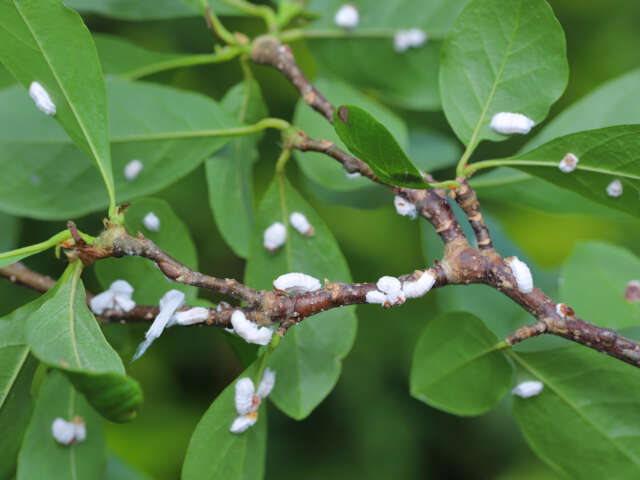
512;347;640;479
27;262;142;422
65;0;239;20
0;78;239;219
408;126;462;172
105;454;153;480
410;312;512;416
17;371;106;480
525;68;640;151
95;198;198;304
0;212;20;252
245;177;357;419
293;76;407;193
0;0;115;210
182;363;266;480
305;0;470;110
496;125;640;218
207;82;267;258
334;105;428;188
440;0;568;147
561;242;640;329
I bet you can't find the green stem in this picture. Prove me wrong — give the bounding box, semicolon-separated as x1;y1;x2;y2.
275;148;292;175
279;28;443;43
0;229;95;264
199;0;237;45
429;180;461;189
122;48;245;81
221;0;277;30
255;334;281;383
111;117;291;143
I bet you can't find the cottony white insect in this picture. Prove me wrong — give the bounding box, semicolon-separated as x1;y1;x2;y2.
402;270;436;299
230;368;276;434
511;381;544;399
51;417;86;445
231;310;273;345
558;153;579;173
555;302;573;319
377;276;405;305
489;112;535;135
90;279;136;315
263;222;286;251
394;195;417;220
171;307;209;326
393;28;427;52
133;289;185;361
505;257;533;294
289;212;314;236
365;290;387;305
334;4;358;29
273;272;322;294
143;212;161;232
606;179;623;197
29;81;56;116
124;159;143;181
345;171;361;179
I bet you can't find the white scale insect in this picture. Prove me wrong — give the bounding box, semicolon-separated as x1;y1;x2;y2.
29;81;56;116
511;381;544;399
230;369;276;434
263;222;286;251
489;112;535;135
505;257;533;294
334;4;359;29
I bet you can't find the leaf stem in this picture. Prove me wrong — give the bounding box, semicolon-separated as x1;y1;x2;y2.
429;180;461;189
122;48;246;80
199;0;237;45
255;334;281;383
275;148;292;175
0;229;94;264
279;28;443;43
221;0;277;30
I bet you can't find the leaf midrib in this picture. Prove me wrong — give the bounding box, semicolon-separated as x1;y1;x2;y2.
0;346;29;409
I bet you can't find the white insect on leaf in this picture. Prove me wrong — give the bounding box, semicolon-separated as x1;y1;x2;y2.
263;222;286;252
394;195;417;220
334;4;358;29
230;369;276;434
489;112;535;135
273;272;322;294
231;310;273;346
124;159;144;181
289;212;314;236
606;179;623;198
393;28;427;53
512;381;544;399
143;212;161;232
51;417;86;445
558;153;579;173
89;279;136;315
505;257;534;294
72;417;86;443
402;270;436;299
133;289;185;361
29;81;56;116
376;276;405;306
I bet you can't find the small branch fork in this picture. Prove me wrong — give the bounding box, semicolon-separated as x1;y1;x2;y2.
3;35;640;370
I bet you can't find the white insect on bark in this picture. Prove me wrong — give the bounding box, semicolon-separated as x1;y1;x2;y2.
489;112;535;135
558;153;579;173
289;212;314;236
606;179;623;197
124;159;144;181
133;289;185;361
345;172;361;179
263;222;286;251
376;276;405;306
143;212;161;232
89;279;136;315
394;195;417;220
402;270;436;299
230;369;276;434
505;257;534;294
365;290;387;305
273;272;322;294
231;310;273;346
334;4;359;29
511;381;544;398
29;81;56;115
171;307;210;326
393;28;427;52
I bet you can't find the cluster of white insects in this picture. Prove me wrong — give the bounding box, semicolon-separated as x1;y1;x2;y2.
230;369;276;434
51;417;86;446
263;211;313;251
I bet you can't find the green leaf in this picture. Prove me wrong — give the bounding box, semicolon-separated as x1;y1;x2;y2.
27;261;142;422
334;105;428;188
525;68;640;151
105;454;152;480
0;212;20;252
245;177;357;419
17;371;106;480
561;242;640;329
0;230;72;270
304;0;471;110
293;76;407;194
410;312;512;416
207;82;268;258
440;0;568;148
182;362;266;480
95;198;198;304
65;0;239;20
511;347;640;479
408;126;462;172
0;0;115;212
494;125;640;218
0;78;239;220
